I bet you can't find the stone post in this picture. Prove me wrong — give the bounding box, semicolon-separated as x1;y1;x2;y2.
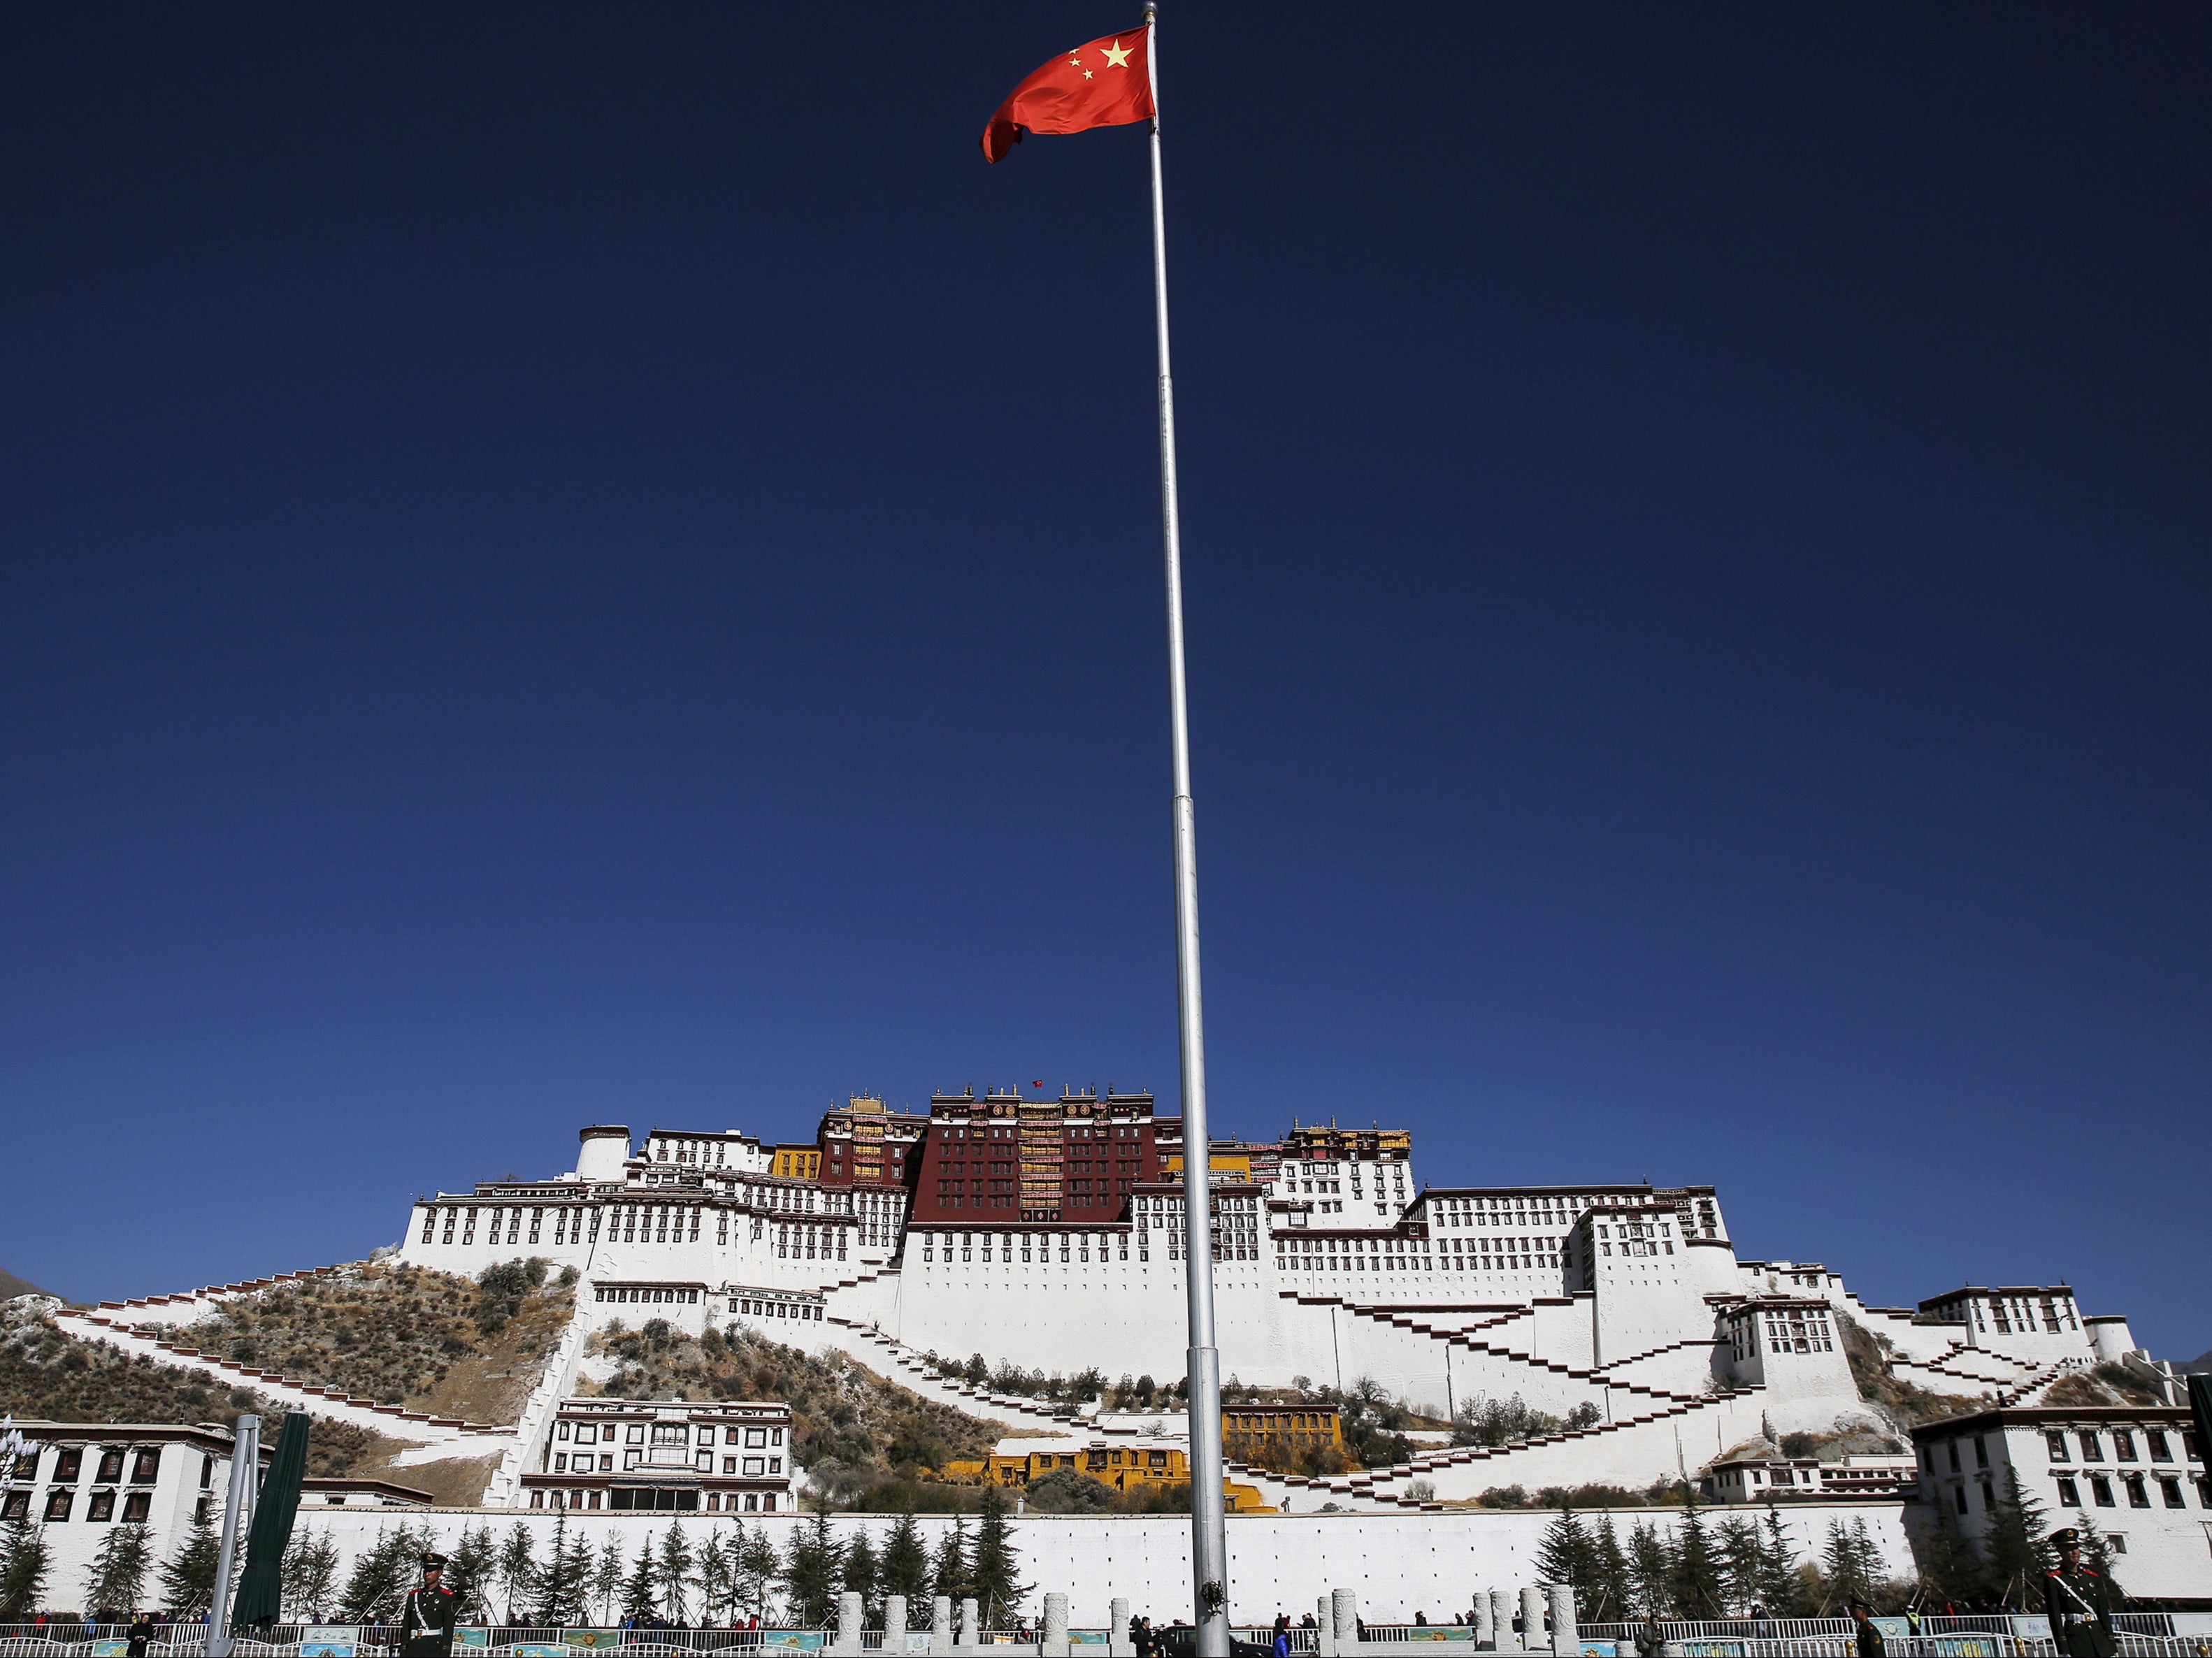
1488;1592;1513;1652
1518;1589;1545;1655
1110;1598;1132;1658
886;1595;908;1651
1332;1589;1359;1649
838;1592;866;1656
1472;1593;1493;1650
1318;1596;1337;1658
960;1597;981;1649
1044;1593;1070;1657
934;1595;954;1651
1546;1587;1576;1658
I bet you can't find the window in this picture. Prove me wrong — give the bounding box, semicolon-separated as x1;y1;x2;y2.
2079;1432;2104;1462
121;1492;150;1523
745;1428;767;1449
130;1448;160;1484
2115;1432;2138;1462
2056;1477;2081;1507
96;1450;125;1483
2047;1432;2071;1462
2124;1475;2149;1508
87;1491;114;1522
1973;1436;1988;1468
2090;1476;2113;1507
2148;1432;2172;1462
2159;1478;2185;1508
55;1448;82;1481
0;1492;26;1521
45;1490;73;1522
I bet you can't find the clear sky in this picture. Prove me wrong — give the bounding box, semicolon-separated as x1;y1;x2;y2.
2;5;2206;1359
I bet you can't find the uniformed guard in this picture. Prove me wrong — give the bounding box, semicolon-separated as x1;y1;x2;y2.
398;1552;462;1658
1848;1602;1884;1658
2041;1529;2117;1658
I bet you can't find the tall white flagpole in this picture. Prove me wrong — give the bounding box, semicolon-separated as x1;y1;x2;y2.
1142;8;1230;1652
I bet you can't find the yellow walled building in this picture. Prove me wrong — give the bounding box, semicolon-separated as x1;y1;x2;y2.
940;1441;1276;1513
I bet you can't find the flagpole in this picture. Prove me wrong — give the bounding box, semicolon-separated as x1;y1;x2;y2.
1142;7;1230;1652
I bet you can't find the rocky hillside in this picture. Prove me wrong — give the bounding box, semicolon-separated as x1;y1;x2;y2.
163;1257;575;1422
583;1318;1001;1503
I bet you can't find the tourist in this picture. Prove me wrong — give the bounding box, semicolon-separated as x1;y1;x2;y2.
127;1612;155;1658
1848;1603;1883;1658
1632;1614;1665;1658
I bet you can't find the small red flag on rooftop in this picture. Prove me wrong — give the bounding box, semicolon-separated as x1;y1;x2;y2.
980;25;1153;161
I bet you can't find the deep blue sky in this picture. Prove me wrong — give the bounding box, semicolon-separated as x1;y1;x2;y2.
3;6;2206;1357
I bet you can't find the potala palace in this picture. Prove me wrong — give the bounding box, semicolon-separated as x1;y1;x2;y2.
380;1088;2151;1513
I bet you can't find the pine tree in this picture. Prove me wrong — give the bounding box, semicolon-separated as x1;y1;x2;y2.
1626;1521;1672;1617
1755;1508;1803;1617
84;1521;157;1616
2073;1517;2126;1606
1822;1520;1872;1610
1535;1509;1600;1620
536;1518;593;1627
931;1516;972;1605
1714;1517;1762;1617
620;1535;659;1624
159;1506;222;1617
658;1520;695;1624
280;1529;342;1622
336;1527;422;1624
448;1526;499;1626
497;1523;538;1624
1848;1522;1888;1610
697;1533;730;1627
1979;1466;2051;1608
1587;1518;1632;1624
880;1511;929;1607
0;1518;52;1620
1911;1498;1981;1608
1669;1504;1723;1620
842;1530;879;1620
781;1511;843;1627
970;1487;1028;1628
593;1535;627;1625
738;1531;782;1622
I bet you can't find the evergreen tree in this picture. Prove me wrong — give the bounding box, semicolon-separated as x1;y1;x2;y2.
1626;1521;1672;1617
1755;1508;1803;1617
781;1511;843;1627
447;1526;498;1626
880;1511;929;1607
659;1521;696;1624
1911;1498;1982;1608
280;1529;342;1622
931;1516;972;1605
592;1535;626;1625
1848;1522;1888;1610
1714;1517;1762;1617
1822;1520;1873;1610
1669;1504;1724;1620
841;1530;879;1620
498;1524;538;1624
0;1518;52;1620
1587;1518;1632;1624
536;1518;594;1627
2073;1517;2126;1606
1979;1467;2051;1608
697;1533;731;1627
1535;1509;1600;1620
336;1527;423;1625
84;1521;157;1616
620;1535;659;1624
738;1530;782;1622
159;1506;222;1617
970;1487;1028;1628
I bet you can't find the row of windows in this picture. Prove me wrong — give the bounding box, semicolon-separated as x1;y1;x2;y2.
732;1297;822;1320
550;1450;784;1476
2054;1473;2203;1510
6;1490;154;1524
14;1447;162;1485
556;1421;782;1447
594;1285;700;1304
2046;1428;2198;1464
529;1488;782;1512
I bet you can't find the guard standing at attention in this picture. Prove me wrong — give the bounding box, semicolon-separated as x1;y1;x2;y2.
2041;1530;2118;1658
398;1552;463;1658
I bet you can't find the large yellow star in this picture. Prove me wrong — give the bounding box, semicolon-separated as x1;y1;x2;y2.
1100;39;1133;69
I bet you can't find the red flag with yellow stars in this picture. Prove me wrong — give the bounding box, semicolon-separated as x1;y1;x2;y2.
981;26;1153;162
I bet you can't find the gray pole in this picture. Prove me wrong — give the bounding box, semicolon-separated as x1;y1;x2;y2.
206;1413;260;1658
1142;8;1228;1654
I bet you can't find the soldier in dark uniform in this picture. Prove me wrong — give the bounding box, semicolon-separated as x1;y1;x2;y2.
398;1553;463;1658
2041;1530;2117;1658
1848;1602;1884;1658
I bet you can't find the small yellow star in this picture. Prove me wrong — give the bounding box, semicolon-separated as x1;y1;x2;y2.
1083;68;1093;79
1100;39;1132;69
1068;53;1083;66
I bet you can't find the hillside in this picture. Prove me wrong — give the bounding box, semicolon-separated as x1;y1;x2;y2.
0;1267;56;1302
581;1318;1001;1502
0;1301;403;1480
164;1257;575;1422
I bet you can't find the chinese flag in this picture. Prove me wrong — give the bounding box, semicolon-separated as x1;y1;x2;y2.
982;26;1153;163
